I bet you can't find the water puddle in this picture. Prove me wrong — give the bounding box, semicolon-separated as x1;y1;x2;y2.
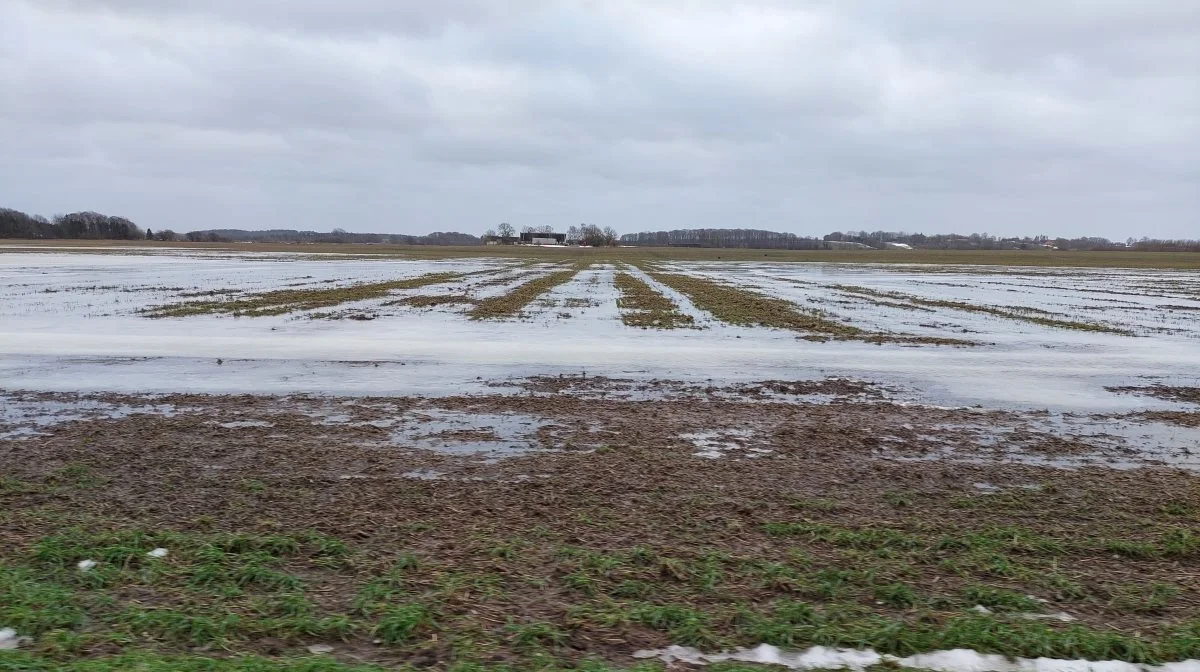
390;409;563;459
874;412;1200;470
215;420;273;429
681;429;770;459
0;392;187;440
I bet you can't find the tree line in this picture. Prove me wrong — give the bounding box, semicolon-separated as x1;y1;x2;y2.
0;207;163;241
5;204;1197;252
620;228;826;249
821;230;1200;252
183;228;482;246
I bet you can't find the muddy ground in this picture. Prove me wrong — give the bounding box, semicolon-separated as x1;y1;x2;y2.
3;379;1200;669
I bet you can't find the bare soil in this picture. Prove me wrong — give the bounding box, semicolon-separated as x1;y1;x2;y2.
3;381;1200;667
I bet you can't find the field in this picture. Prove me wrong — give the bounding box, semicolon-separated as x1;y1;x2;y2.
2;244;1200;671
6;238;1200;269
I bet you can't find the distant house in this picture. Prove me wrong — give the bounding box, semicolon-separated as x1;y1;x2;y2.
519;232;567;246
484;236;520;245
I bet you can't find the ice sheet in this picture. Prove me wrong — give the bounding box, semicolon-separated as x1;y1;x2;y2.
2;251;1199;412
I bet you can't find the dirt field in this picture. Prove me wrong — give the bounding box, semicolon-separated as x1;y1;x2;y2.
2;247;1200;671
3;381;1200;671
4;239;1200;269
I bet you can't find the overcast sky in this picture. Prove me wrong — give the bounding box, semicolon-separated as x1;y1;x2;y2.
1;1;1197;238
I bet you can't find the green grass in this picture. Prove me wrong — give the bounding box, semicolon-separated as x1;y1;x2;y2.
143;271;470;317
642;271;974;345
373;603;432;644
646;271;863;337
613;271;695;329
961;585;1045;612
4;517;1200;669
829;284;1132;335
0;651;392;671
468;266;588;319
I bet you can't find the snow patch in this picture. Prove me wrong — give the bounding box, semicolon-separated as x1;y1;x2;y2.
77;559;97;571
633;644;1200;672
147;548;169;558
0;628;31;650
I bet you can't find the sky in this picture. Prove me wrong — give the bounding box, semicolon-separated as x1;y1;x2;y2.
1;1;1197;239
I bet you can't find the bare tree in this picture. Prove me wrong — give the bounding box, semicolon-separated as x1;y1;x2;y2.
496;222;515;238
603;226;618;246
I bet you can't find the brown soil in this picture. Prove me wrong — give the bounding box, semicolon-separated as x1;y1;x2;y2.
1107;385;1200;404
3;384;1200;667
1139;411;1200;427
488;375;884;400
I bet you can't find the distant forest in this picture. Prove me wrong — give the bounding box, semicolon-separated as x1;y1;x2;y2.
0;207;480;245
1;208;149;241
184;228;482;246
3;205;1199;252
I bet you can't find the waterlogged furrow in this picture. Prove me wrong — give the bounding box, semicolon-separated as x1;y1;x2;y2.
468;264;589;319
614;272;695;329
829;284;1133;335
142;271;475;318
647;271;863;337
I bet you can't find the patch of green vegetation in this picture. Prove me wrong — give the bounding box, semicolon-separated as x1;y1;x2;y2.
374;603;433;644
389;293;479;309
0;651;391;671
506;621;569;649
1104;528;1200;560
0;475;41;494
789;497;842;513
961;585;1045;612
45;464;107;488
613;271;695;329
469;265;588;319
829;284;1132;335
764;522;924;551
646;271;863;337
1108;582;1180;615
642;271;974;345
6;513;1200;669
143;271;469;318
874;582;919;608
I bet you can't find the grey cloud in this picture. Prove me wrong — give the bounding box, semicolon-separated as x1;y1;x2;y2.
0;0;1196;237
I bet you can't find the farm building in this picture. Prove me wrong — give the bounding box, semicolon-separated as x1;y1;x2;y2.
519;232;567;246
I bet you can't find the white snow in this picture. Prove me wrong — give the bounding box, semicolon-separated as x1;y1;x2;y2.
76;559;96;571
147;548;169;558
2;250;1200;412
634;644;1200;672
0;628;30;650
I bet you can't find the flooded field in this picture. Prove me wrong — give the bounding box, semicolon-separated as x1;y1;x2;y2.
3;246;1200;671
2;248;1199;409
